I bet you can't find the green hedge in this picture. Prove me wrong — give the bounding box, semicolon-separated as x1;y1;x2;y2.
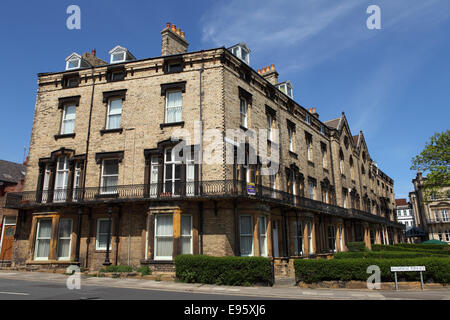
334;251;449;259
175;255;272;286
347;242;367;252
372;244;450;255
99;265;133;273
294;258;450;284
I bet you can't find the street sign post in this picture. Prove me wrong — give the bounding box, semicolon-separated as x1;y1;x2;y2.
390;266;426;291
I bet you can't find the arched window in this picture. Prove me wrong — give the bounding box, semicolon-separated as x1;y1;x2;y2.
339;149;345;174
349;156;354;180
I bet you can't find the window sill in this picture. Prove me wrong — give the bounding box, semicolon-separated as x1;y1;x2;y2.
307;161;315;167
160;121;185;129
100;128;123;136
54;133;76;140
289;151;298;158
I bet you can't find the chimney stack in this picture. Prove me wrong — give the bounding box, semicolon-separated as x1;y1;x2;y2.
161;22;189;56
92;49;96;56
312;107;319;119
259;64;279;85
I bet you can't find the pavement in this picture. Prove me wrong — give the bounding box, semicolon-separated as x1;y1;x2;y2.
0;271;448;300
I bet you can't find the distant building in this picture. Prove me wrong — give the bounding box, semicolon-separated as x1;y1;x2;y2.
395;199;415;228
410;170;450;243
0;160;26;265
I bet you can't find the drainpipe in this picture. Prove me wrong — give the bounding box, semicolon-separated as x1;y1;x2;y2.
74;207;83;264
82;67;96;199
199;202;203;255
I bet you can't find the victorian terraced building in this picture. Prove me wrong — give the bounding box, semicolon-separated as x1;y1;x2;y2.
8;23;403;272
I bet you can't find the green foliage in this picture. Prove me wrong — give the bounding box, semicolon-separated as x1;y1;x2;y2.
99;265;133;273
372;244;450;255
411;130;450;200
334;251;448;259
294;258;450;284
137;265;152;276
175;255;272;286
347;242;367;252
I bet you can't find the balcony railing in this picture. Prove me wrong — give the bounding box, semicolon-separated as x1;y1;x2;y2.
6;180;400;225
427;219;450;224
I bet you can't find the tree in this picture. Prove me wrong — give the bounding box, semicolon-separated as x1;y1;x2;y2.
411;130;450;200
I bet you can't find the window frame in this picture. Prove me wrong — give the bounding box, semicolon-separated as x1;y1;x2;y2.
154;214;174;261
293;220;304;256
61;104;77;135
106;98;123;130
100;159;119;195
57;218;73;261
165;90;183;124
240;98;248;128
259;216;268;257
180;215;193;255
240;215;254;257
96;218;113;251
34;218;53;261
66;58;80;71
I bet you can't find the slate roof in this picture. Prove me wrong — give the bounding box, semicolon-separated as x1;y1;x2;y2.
0;160;26;184
324;118;340;129
395;199;408;206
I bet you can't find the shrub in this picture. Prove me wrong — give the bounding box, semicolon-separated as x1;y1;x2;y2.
334;251;448;259
137;265;152;276
99;265;133;273
372;244;450;255
294;258;450;284
347;242;367;252
175;255;272;286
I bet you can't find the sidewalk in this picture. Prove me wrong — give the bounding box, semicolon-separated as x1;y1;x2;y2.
0;271;448;300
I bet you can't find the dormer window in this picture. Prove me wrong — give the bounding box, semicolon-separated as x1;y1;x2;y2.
65;53;90;71
229;43;251;65
276;81;293;99
109;46;136;64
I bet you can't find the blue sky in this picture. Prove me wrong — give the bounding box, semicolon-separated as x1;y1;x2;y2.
0;0;449;199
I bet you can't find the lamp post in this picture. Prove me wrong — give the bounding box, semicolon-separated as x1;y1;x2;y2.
103;206;113;266
74;207;83;264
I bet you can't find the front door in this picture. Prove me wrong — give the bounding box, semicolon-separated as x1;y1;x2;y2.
0;217;16;261
272;220;279;257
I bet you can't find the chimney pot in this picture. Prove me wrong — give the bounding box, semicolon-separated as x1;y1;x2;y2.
181;31;185;38
171;24;176;32
166;22;171;29
271;64;275;71
92;49;96;56
313;107;316;113
176;28;181;35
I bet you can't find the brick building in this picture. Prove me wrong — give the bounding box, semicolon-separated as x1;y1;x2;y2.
0;160;25;265
7;23;403;272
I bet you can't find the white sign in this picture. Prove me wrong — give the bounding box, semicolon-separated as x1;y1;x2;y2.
391;266;425;272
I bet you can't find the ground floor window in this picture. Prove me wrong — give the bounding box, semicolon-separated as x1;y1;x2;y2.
293;221;303;255
96;218;113;251
240;215;253;256
259;216;267;257
328;225;336;252
155;215;173;260
307;222;314;254
339;225;343;251
34;219;52;261
180;215;193;255
57;219;73;260
445;230;450;242
438;231;443;241
370;229;375;244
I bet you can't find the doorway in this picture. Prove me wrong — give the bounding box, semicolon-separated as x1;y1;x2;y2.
272;220;279;257
0;216;16;261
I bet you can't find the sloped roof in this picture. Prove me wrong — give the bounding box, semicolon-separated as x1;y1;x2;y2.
81;52;107;67
0;160;26;184
352;135;359;147
395;199;408;206
324;118;340;129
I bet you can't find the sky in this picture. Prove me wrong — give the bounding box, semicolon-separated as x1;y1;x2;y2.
0;0;449;199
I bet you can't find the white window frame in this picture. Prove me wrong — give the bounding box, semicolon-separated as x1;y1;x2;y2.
106;98;123;130
100;159;119;195
259;216;268;257
154;214;174;261
445;230;450;242
57;219;73;261
339;225;343;251
305;114;311;125
322;147;327;168
34;219;52;261
110;51;126;64
309;181;315;200
240;98;248;128
54;156;69;203
308;222;314;254
72;162;82;201
306;136;313;161
441;209;449;222
328;225;337;252
180;215;193;255
293;221;304;256
42;165;51;204
165;90;183;124
164;148;181;196
96;218;113;251
61;104;76;135
66;58;80;70
240;215;254;257
150;156;159;198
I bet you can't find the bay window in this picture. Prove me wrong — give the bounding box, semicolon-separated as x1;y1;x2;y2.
34;219;52;261
259;216;267;257
57;219;73;260
240;215;253;256
180;215;193;255
155;215;173;260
